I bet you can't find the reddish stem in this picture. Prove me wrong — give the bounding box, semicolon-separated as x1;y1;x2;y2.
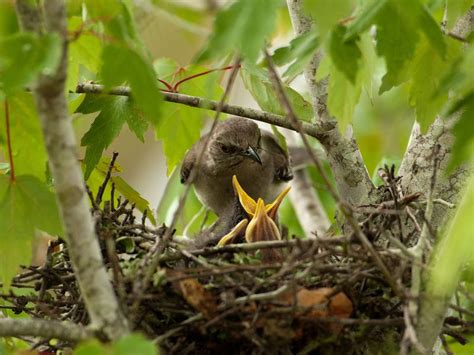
4;100;15;182
158;79;173;91
172;65;240;92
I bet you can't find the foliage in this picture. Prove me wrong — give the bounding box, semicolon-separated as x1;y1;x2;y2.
75;334;157;355
0;175;62;287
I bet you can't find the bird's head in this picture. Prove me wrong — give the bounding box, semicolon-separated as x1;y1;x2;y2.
209;117;262;168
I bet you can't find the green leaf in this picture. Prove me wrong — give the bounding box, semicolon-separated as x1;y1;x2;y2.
113;334;157;355
408;39;461;131
438;44;474;100
270;125;288;153
77;95;149;179
67;17;102;91
0;175;62;287
449;93;474;171
329;25;361;84
196;0;281;63
375;1;420;93
0;2;19;37
74;339;104;355
153;59;223;174
0;92;48;180
111;176;156;225
86;156;156;224
101;44;162;125
344;0;388;41
156;104;203;176
0;33;61;96
157;169;216;235
272;31;319;79
241;64;313;122
343;0;446;93
75;334;157;355
303;0;355;39
326;61;362;132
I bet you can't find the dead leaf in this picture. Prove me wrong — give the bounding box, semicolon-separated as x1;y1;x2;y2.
178;277;217;319
280;287;353;333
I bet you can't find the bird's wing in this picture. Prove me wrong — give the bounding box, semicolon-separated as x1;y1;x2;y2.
261;130;293;182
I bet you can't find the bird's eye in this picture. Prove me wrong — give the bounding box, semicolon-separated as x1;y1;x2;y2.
220;144;236;154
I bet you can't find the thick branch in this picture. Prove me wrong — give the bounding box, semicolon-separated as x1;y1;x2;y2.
410;7;474;354
0;318;90;342
400;6;474;235
75;82;323;138
15;0;128;340
286;0;376;205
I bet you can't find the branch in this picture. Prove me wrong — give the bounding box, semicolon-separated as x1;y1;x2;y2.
161;237;346;262
400;7;474;236
0;318;90;343
75;82;322;138
285;0;376;205
15;0;128;340
410;7;474;354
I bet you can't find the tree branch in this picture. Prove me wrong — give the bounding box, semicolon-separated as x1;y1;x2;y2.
75;82;323;138
0;318;90;343
15;0;128;340
285;0;376;205
410;7;474;354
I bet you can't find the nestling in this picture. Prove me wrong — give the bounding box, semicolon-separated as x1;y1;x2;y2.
180;117;293;218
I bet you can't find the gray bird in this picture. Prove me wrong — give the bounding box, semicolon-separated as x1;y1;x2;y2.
180;117;293;218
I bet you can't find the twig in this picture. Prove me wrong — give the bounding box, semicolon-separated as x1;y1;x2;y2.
158;237;346;263
96;152;119;205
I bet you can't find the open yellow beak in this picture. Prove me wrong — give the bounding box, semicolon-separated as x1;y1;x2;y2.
231;175;291;219
217;219;248;246
217;175;291;246
245;198;281;243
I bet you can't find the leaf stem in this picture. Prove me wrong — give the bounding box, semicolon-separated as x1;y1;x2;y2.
4;100;15;182
172;65;240;92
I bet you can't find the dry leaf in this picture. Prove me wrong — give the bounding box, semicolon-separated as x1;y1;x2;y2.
280;287;353;333
178;277;217;319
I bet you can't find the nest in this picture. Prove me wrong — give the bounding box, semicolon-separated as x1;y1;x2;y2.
2;159;472;354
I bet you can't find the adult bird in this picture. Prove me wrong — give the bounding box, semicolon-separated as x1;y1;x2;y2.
180;116;293;220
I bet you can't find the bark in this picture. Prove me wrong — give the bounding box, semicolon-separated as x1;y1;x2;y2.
15;0;129;340
0;318;90;342
398;120;470;241
286;0;377;206
409;7;474;353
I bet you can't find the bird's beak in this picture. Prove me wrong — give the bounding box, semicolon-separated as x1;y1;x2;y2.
243;146;262;165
